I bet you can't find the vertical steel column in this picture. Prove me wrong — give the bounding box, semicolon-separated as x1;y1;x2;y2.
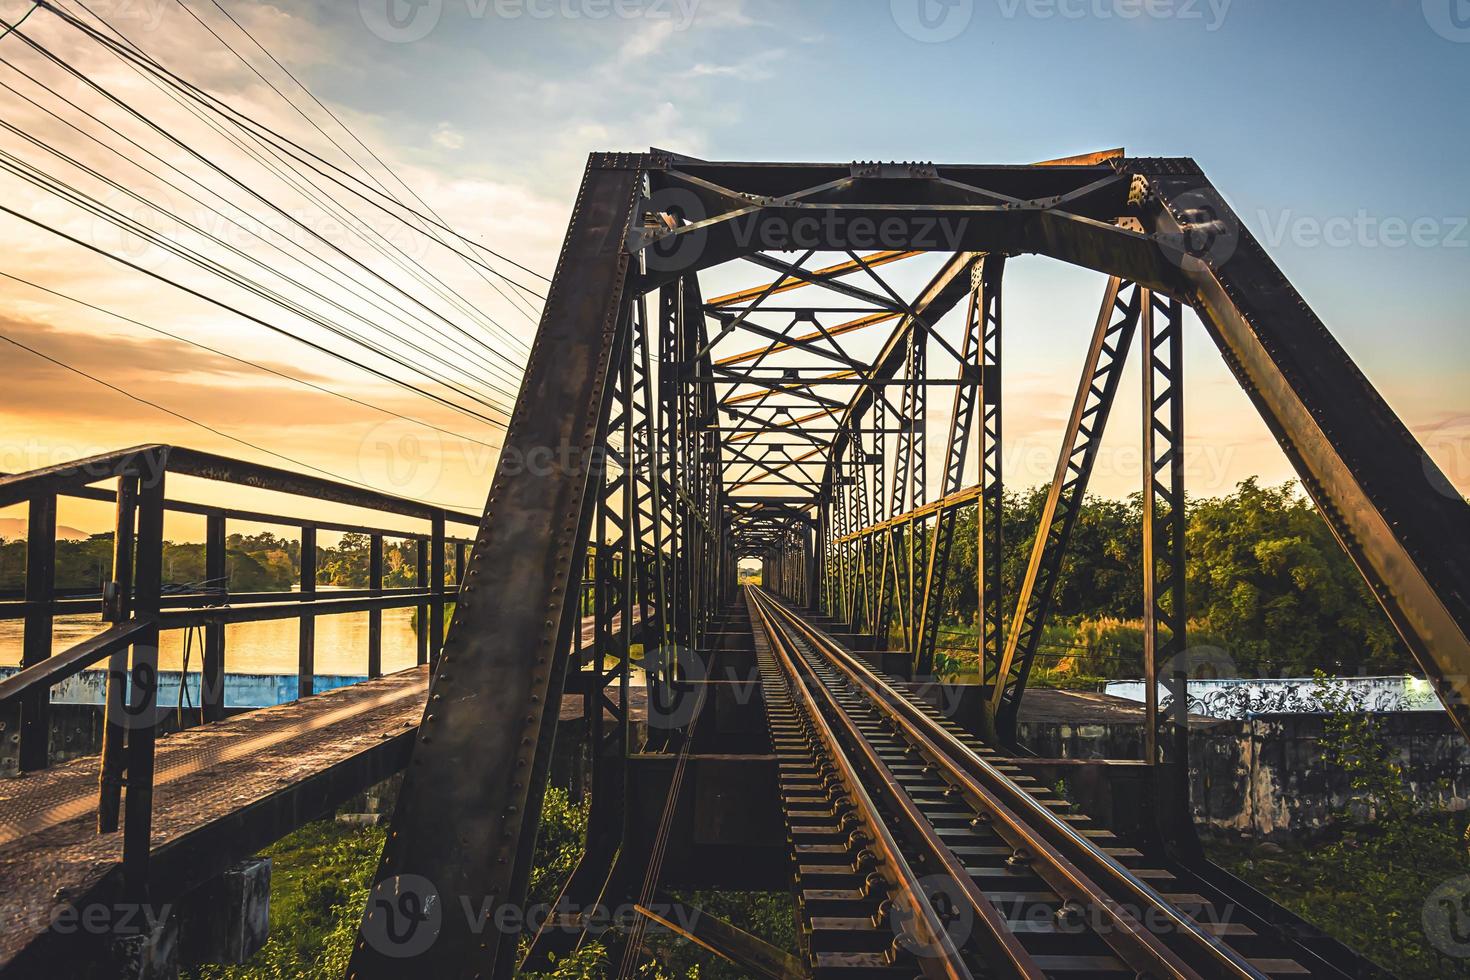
872;397;891;640
909;325;927;649
203;512;226;721
1141;289;1194;852
630;294;671;697
122;469;165;898
978;260;1005;686
658;280;686;646
367;534;383;679
917;256;999;675
588;299;635;824
886;328;924;649
854;428;874;633
98;474;137;833
836;475;854;625
18;492;56;771
298;526;317;698
991;279;1141;738
430;513;446;663
617;331;635;757
818;492;834;617
415;537;429;666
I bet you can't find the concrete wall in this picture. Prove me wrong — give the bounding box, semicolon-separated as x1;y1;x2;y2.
1104;675;1443;718
1193;711;1469;838
1023;710;1470;840
1018;719;1146;760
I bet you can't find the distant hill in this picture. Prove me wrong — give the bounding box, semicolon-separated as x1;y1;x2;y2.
0;518;91;542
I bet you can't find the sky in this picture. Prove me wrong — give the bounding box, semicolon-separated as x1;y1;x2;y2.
0;0;1465;536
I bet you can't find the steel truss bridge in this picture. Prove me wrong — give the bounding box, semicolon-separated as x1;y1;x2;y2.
0;150;1466;979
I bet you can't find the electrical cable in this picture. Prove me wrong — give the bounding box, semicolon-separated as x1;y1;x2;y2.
0;327;484;510
178;0;544;331
0;65;526;394
0;270;505;449
0;15;533;389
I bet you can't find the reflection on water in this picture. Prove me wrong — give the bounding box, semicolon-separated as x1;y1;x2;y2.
0;601;423;676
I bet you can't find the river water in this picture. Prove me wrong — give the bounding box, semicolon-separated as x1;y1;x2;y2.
0;590;422;677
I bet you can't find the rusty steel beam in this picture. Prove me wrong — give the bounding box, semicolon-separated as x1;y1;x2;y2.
350;154;644;978
1130;160;1470;741
990;279;1141;736
705;249;921;307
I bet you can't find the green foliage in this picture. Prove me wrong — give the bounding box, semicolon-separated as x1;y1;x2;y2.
409;601;457;639
1;534;117;591
1210;679;1469;978
1186;479;1401;674
517;942;614;979
1310;669;1425;825
223;548;292;591
649;891;795;980
0;529;453;595
521;791;791;980
181;787;589;980
922;479;1411;684
528;786;588;910
929;614;1228;688
519;942;699;979
186;820;386;980
931;647;971;681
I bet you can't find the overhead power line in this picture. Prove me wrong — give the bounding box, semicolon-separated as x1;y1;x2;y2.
0;63;526;395
0;0;564;506
47;1;549;300
0;17;533;389
177;0;545;332
0;270;505;450
0;147;520;418
0;125;524;404
0;200;514;431
61;0;539;359
0;328;484;512
0;3;38;41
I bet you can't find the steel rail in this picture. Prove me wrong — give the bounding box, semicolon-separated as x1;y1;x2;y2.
753;587;1270;980
749;587;1044;979
746;589;976;980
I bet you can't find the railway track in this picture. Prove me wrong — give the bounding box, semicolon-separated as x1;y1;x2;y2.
744;586;1353;980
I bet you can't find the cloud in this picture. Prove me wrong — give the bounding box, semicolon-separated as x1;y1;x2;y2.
683;48;785;81
619;19;678;61
431;122;465;150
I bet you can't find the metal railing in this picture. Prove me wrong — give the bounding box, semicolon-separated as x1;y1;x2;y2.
0;445;482;894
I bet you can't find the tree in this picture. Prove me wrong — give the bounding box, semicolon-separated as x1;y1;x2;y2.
931;478;1409;680
1186;478;1402;675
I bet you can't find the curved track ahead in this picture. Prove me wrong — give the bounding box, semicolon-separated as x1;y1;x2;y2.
746;586;1353;980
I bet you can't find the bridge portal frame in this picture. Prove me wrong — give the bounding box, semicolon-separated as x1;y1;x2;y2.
351;151;1470;979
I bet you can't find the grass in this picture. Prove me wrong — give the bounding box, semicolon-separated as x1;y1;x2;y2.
1207;815;1470;977
187;786;796;980
932;615;1232;687
185;820;385;979
183;790;579;980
